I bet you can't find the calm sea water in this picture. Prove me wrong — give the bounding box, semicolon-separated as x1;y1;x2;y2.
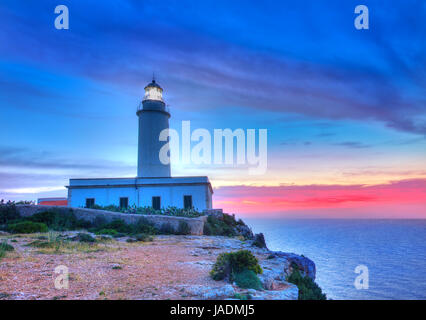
244;218;426;300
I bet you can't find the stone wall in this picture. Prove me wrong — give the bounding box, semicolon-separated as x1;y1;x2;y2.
15;205;207;235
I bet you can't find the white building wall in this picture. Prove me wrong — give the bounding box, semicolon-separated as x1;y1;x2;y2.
67;177;213;211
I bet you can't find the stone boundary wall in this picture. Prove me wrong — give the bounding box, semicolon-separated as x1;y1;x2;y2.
16;205;207;235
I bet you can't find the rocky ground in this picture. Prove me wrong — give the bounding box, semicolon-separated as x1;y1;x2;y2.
0;232;314;300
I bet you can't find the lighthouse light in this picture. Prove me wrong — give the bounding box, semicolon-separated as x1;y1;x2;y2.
144;86;163;102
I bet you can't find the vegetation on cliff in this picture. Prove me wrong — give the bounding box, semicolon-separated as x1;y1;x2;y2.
286;263;327;300
90;204;203;218
0;203;191;238
203;213;254;239
210;250;263;290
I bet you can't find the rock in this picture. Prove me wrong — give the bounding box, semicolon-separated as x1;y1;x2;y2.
204;209;224;220
235;224;254;240
245;289;257;295
251;283;299;300
202;285;235;299
178;284;235;300
252;233;267;248
273;252;316;280
261;275;279;290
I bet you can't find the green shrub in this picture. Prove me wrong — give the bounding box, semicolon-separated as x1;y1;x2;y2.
89;204;204;217
76;233;95;243
8;221;48;234
135;233;153;242
0;241;14;252
210;250;262;281
233;293;252;300
95;229;119;236
103;219;131;234
234;269;263;290
159;223;175;234
177;221;191;235
0;202;21;224
286;263;326;300
29;210;91;231
91;216;108;229
203;215;236;237
130;218;158;235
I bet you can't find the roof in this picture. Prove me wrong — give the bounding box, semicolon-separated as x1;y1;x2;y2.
38;199;68;206
144;79;162;90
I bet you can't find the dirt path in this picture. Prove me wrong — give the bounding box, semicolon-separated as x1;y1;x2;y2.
0;234;233;300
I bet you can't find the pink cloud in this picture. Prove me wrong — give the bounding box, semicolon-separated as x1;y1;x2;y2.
213;178;426;218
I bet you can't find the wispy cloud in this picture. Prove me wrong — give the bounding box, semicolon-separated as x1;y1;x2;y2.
332;142;371;149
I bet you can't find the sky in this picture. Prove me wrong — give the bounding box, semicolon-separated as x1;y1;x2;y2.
0;0;425;218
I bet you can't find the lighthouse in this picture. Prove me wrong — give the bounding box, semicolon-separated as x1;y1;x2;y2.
137;79;171;178
66;79;213;211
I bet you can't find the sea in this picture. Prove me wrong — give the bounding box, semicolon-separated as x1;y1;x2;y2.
244;218;426;300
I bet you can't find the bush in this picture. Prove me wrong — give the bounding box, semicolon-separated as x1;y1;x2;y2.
177;221;191;235
0;241;14;252
234;269;263;290
91;216;108;229
234;293;253;300
29;210;92;231
76;233;95;243
89;204;204;217
210;250;262;281
95;229;119;236
135;233;153;242
159;223;175;234
0;202;20;224
203;215;236;237
130;218;158;235
286;263;327;300
103;219;131;234
8;221;48;234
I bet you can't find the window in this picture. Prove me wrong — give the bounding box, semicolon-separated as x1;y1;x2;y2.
85;198;95;208
152;196;161;210
184;195;193;210
119;197;129;209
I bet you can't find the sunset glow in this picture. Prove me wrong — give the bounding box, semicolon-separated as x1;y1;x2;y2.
0;1;425;218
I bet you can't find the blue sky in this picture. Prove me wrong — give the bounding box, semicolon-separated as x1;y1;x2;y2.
0;0;425;216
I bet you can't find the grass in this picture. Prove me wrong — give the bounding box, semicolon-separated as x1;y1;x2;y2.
0;241;14;261
26;232;115;254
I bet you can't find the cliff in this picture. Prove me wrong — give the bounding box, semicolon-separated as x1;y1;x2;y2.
1;204;320;300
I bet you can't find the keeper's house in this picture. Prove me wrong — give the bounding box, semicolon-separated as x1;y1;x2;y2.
66;80;213;211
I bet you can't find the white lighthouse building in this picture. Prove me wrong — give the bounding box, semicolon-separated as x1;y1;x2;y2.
66;80;213;211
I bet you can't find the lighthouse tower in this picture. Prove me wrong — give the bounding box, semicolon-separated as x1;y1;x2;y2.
67;79;213;211
136;79;171;178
